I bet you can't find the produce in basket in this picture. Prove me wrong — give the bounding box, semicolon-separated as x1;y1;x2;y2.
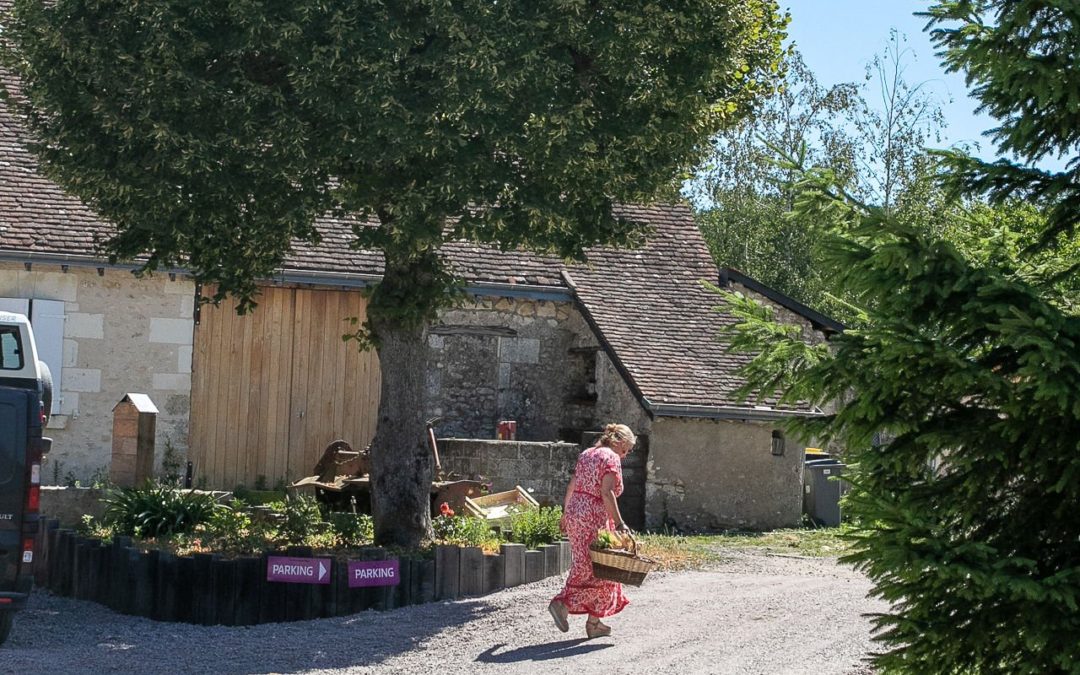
590;529;625;551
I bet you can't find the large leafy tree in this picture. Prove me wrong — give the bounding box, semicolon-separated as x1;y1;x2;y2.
690;50;859;310
716;1;1080;670
692;32;946;319
0;0;787;546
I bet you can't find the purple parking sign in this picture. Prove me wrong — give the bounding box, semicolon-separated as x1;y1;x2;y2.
267;556;332;584
348;560;400;588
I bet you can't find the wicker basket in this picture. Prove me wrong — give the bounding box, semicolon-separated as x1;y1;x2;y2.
589;534;658;587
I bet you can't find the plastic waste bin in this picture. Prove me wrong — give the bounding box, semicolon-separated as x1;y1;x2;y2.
803;458;845;527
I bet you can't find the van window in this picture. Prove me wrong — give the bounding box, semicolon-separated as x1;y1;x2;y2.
0;328;23;370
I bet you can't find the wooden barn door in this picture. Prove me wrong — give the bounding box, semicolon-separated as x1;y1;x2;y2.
189;286;380;489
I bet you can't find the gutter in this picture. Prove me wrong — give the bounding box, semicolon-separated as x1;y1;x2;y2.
643;399;824;421
0;249;183;275
464;281;572;302
0;251;573;301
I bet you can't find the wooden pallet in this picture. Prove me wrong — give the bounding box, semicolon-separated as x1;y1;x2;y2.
463;486;540;526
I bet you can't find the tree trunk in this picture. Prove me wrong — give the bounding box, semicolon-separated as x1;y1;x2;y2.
368;317;433;548
365;238;446;548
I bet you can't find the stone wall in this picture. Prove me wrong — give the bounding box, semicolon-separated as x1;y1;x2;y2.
732;280;830;349
0;263;194;483
425;296;599;442
592;352;652;436
39;486;109;527
436;439;581;505
645;417;805;531
436;437;651;529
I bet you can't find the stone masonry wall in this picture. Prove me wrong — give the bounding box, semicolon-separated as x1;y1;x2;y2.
438;436;650;529
425;296;599;442
592;351;652;436
437;438;582;505
0;263;194;483
645;416;804;531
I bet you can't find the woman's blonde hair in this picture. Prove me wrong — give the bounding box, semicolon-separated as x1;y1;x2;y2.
598;423;635;448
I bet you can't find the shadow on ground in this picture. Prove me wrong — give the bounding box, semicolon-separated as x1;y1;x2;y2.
476;638;613;663
5;591;504;674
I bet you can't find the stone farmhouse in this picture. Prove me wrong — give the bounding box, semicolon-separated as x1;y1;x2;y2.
1;75;840;533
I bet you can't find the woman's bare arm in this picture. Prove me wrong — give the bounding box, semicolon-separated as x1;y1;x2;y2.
600;473;627;531
563;474;577;511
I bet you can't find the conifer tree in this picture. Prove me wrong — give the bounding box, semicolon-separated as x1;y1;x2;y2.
716;2;1080;671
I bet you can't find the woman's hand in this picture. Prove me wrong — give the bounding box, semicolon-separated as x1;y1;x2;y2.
559;513;569;534
614;521;631;534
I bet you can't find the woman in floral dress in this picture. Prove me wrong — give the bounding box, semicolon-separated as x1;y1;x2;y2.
548;423;636;639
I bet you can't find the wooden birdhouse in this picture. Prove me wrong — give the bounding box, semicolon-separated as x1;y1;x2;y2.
110;393;158;487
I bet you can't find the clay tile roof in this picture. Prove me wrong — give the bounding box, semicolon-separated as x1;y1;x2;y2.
570;203;818;413
1;74;108;256
280;215;567;288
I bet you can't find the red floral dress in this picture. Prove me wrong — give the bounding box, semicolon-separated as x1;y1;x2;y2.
551;445;629;617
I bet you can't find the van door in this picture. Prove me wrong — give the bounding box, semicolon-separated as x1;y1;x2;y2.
0;388;29;593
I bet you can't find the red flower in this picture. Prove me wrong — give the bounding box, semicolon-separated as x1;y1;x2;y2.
439;502;454;517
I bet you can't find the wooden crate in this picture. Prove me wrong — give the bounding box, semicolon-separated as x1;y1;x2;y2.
463;486;540;526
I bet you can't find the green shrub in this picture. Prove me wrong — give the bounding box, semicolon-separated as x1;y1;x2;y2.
231;485;284;506
268;494;325;543
192;499;279;555
327;512;374;547
103;482;222;538
159;436;183;486
432;514;500;550
232;484;251;503
205;499;253;537
508;506;563;549
76;514;116;542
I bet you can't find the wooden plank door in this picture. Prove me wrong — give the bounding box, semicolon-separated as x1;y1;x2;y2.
287;288;380;480
189;286;379;489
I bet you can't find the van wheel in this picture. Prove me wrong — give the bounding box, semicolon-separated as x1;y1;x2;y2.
0;610;13;646
38;360;53;424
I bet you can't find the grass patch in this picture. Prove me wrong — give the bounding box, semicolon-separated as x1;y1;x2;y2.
636;526;850;571
703;526;851;557
635;533;725;571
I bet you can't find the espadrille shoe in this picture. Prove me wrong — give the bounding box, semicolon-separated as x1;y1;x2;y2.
585;618;611;639
548;601;569;633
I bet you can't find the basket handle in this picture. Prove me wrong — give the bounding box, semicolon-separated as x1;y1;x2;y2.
621;531;637;556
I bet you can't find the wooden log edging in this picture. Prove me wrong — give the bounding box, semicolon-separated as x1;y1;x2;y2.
33;519;573;626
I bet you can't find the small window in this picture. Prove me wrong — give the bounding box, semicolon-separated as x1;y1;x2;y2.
0;328;23;370
771;430;785;456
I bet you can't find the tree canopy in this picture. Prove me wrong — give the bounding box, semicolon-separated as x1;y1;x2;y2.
926;0;1080;246
1;0;787;325
1;0;788;546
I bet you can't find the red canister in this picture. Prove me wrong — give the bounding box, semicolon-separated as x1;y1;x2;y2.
497;420;517;440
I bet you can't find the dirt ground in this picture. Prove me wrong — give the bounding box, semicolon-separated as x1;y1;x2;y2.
2;549;887;674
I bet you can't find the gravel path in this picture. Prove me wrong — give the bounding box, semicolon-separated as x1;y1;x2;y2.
1;550;886;674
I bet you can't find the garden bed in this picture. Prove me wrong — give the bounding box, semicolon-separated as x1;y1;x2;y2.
31;519;571;626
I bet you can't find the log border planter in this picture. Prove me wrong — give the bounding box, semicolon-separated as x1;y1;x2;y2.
31;520;572;626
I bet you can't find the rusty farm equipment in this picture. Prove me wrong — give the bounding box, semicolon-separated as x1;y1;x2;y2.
289;423;484;516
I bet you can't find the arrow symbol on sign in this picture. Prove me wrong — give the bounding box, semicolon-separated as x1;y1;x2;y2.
319;561;327;581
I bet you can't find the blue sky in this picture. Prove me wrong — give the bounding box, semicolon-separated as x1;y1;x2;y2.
784;0;996;157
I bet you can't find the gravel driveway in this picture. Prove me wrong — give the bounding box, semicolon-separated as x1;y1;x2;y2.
1;550;886;674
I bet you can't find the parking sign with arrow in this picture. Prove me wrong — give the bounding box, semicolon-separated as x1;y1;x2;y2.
266;556;333;584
